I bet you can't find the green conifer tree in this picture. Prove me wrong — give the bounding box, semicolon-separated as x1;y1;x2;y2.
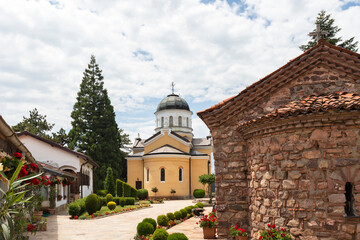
104;167;115;196
68;55;126;191
300;10;358;52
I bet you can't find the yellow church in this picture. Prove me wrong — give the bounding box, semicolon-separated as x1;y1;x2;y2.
126;92;212;198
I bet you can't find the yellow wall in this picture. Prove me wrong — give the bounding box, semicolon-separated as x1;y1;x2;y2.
191;158;210;194
144;157;190;197
133;149;143;154
127;159;143;189
194;148;212;156
144;132;190;154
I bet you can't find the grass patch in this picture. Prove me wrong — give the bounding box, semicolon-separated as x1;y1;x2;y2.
138;200;151;205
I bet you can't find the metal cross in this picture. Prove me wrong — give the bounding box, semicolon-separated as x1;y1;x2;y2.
309;23;328;42
171;82;175;94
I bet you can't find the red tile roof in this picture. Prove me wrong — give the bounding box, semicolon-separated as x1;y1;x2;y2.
241;92;360;126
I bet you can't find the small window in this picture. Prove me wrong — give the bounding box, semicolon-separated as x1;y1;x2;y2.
146;168;149;182
178;116;182;127
186;118;189;127
169;116;173;127
160;168;165;182
179;168;183;182
161;117;164;127
345;182;356;216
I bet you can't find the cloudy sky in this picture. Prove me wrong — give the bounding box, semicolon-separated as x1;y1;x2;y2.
1;0;360;144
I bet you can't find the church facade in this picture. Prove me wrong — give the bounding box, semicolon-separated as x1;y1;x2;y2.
127;93;212;198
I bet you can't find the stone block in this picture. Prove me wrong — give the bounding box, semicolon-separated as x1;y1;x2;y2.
263;171;272;180
270;181;280;189
267;208;279;216
264;198;271;207
273;153;284;161
342;224;356;234
290;228;301;236
287;199;295;207
260;179;269;187
275;217;285;227
279;191;289;200
300;180;311;190
272;199;283;208
283;180;296;189
328;194;345;203
259;205;267;215
299;199;313;209
317;181;328;189
318;160;329;169
289;171;302;179
224;174;234;180
310;129;329;141
307;220;318;227
287;219;299;227
282;160;296;168
296;211;307;218
335;158;358;166
303;150;321;159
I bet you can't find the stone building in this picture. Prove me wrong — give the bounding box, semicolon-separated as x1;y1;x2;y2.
198;40;360;239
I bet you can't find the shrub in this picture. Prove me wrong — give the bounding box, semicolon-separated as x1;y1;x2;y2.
166;212;175;221
193;189;205;198
184;206;192;214
152;228;169;240
113;197;120;205
123;183;131;197
99;197;106;206
157;215;169;227
142;218;157;230
174;211;182;220
137;222;154;236
67;202;80;218
195;203;204;208
180;209;187;218
104;167;115;196
168;233;189;240
85;194;99;215
137;189;148;200
106;193;113;203
125;197;135;206
107;201;116;211
77;198;87;214
119;197;126;207
116;179;124;197
97;189;108;197
131;187;138;198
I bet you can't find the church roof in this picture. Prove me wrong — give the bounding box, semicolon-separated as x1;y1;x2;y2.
156;94;190;112
145;144;189;155
197;40;360;128
133;138;145;148
192;137;212;146
241;92;360;127
190;149;208;156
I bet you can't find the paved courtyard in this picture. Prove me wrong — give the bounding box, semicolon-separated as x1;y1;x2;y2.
30;200;212;240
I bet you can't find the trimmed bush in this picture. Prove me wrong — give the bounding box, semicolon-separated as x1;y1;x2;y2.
180;209;187;219
99;197;106;206
193;189;205;198
166;212;175;221
174;211;182;220
195;202;204;208
168;233;189;240
142;218;157;230
106;193;113;203
184;206;192;214
125;197;135;205
97;189;108;197
157;215;169;227
152;228;169;240
77;198;86;214
116;179;124;197
85;194;99;215
131;187;137;198
104;167;115;196
107;201;116;211
113;197;120;205
123;183;131;197
119;197;126;207
137;189;148;200
137;222;154;236
67;202;80;218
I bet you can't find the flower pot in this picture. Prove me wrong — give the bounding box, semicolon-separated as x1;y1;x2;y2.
34;211;43;221
203;227;216;239
48;209;56;215
235;236;248;240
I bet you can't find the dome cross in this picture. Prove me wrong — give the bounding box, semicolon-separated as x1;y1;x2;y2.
171;82;175;94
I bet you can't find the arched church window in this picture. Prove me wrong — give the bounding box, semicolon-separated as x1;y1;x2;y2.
169;116;173;127
178;116;182;126
161;117;164;127
146;168;149;182
345;182;356;216
179;168;183;182
186;118;189;127
160;168;165;182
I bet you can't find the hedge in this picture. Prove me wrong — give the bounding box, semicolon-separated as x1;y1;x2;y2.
116;179;138;197
193;189;205;198
116;179;124;197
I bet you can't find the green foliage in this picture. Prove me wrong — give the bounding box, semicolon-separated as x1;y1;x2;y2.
157;215;169;227
131;187;138;198
166;212;175;221
125;197;135;205
184;206;192;214
142;218;157;230
137;189;148;200
152;228;169;240
167;233;189;240
300;10;358;52
104;167;115;196
260;224;292;240
195;203;204;208
105;193;113;203
85;194;99;215
174;211;182;220
107;201;116;211
137;222;155;236
119;197;126;207
123;182;131;197
151;187;158;193
97;189;108;197
49;186;56;209
193;189;205;198
116;179;124;197
180;209;187;219
68;203;81;218
113;197;121;205
99;197;107;206
68;55;128;191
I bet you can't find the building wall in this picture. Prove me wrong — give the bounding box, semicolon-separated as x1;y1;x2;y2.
191;157;211;194
144;131;190;154
127;159;143;189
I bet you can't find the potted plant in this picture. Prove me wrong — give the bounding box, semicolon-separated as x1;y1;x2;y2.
259;224;292;240
170;189;176;199
33;193;44;221
151;187;158;197
230;224;248;240
48;185;56;214
197;209;217;239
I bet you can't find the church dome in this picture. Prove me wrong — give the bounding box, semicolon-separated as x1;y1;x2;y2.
156;94;190;112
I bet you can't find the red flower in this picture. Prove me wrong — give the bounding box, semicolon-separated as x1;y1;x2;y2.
241;229;245;233
31;178;40;186
267;224;271;227
27;224;36;231
259;237;263;240
281;233;286;237
19;167;29;178
271;224;276;228
14;152;22;159
29;163;38;171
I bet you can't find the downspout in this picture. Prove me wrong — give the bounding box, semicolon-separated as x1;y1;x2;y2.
80;159;89;199
142;158;144;189
189;157;191;199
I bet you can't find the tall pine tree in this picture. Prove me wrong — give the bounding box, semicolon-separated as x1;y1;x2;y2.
69;55;126;191
300;10;358;52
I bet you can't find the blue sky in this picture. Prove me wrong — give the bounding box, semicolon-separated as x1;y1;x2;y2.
1;0;360;147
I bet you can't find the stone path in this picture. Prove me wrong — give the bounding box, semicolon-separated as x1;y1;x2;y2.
29;200;208;240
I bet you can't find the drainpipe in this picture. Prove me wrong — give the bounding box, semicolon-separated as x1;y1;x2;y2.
80;159;89;198
189;157;191;199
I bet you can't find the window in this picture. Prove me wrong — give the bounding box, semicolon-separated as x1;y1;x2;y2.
146;168;149;182
178;116;182;126
186;118;189;127
160;168;165;182
169;116;173;127
161;117;164;127
345;182;356;216
179;168;183;182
